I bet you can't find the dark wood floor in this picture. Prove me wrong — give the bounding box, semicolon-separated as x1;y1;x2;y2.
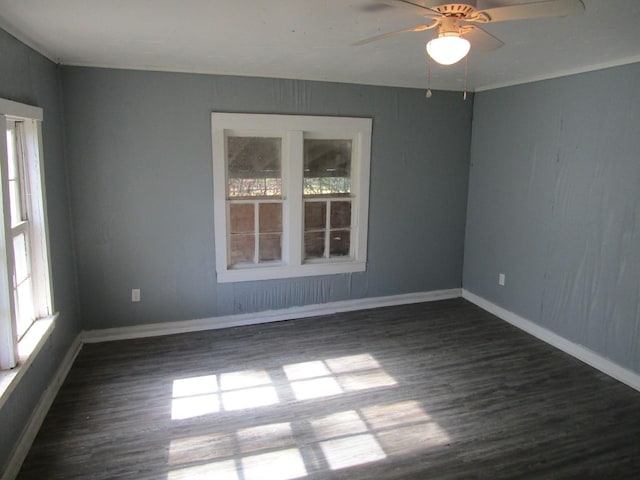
17;299;640;479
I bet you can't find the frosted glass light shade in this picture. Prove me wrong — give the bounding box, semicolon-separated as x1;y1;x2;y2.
426;36;471;65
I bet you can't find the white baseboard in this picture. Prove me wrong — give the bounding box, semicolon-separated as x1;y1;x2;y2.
2;334;82;480
83;288;462;343
462;289;640;392
4;287;640;480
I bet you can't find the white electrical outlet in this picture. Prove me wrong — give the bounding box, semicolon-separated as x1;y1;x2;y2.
498;274;506;286
131;289;141;302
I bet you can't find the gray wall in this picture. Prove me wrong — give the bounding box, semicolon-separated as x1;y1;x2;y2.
464;63;640;372
0;30;80;474
4;22;640;475
62;67;473;330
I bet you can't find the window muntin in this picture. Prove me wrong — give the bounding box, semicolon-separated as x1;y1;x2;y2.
212;113;372;283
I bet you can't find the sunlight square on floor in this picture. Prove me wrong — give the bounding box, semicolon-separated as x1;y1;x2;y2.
320;433;386;470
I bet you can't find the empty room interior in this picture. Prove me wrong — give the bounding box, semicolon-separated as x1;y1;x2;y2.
1;0;640;478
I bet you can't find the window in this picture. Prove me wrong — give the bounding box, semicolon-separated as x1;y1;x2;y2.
212;113;372;283
0;98;53;370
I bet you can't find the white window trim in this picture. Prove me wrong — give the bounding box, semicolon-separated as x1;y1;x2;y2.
212;113;372;283
0;313;56;410
0;98;54;371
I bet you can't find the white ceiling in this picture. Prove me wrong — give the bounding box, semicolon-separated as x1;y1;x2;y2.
1;0;639;91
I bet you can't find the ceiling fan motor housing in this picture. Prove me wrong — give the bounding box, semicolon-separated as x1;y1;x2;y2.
431;2;478;17
437;16;463;37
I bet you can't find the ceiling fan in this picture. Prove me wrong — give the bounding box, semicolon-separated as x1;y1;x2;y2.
354;0;585;66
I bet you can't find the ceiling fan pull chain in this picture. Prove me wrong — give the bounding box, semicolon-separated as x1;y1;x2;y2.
426;54;433;99
463;55;468;101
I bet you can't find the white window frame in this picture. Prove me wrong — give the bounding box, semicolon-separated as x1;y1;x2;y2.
212;113;372;283
0;98;54;371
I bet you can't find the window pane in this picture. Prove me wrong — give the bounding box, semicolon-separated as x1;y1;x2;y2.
9;180;23;226
258;203;282;262
330;230;350;257
304;202;326;230
7;123;24;226
259;234;281;262
304;139;351;196
230;204;254;234
6;126;17;180
330;202;351;229
13;233;30;284
230;234;255;265
259;203;282;233
16;280;34;339
227;137;282;198
304;231;325;259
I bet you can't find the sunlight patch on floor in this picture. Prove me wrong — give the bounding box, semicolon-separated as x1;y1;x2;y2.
220;369;272;390
169;433;235;466
171;369;279;418
241;448;307;480
171;394;220;420
172;375;218;398
338;370;397;392
311;410;368;440
167;353;451;478
290;377;343;400
283;361;330;381
236;423;295;454
361;400;451;454
325;354;381;373
377;423;450;455
284;353;396;401
222;385;279;411
167;459;238;480
320;434;386;470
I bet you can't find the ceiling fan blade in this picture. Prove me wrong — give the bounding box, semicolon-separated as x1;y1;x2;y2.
379;0;441;16
477;0;585;23
461;25;505;51
352;22;438;46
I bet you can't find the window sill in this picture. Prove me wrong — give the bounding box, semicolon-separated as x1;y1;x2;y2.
217;260;366;283
0;314;57;410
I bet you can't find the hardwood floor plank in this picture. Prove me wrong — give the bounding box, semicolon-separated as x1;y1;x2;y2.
17;299;640;479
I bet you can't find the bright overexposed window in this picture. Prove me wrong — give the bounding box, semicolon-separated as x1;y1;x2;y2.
0;98;53;370
212;113;372;283
7;121;35;340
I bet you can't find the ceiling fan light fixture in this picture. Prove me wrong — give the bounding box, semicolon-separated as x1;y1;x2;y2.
426;34;470;66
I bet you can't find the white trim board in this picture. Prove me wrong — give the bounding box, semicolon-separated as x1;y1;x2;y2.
1;334;82;480
462;289;640;393
83;287;640;393
83;288;462;343
0;316;56;411
0;98;43;121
